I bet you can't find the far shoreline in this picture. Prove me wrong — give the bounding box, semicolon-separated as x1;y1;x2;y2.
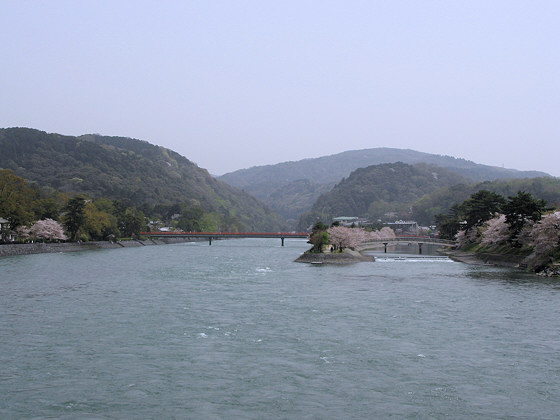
0;237;197;258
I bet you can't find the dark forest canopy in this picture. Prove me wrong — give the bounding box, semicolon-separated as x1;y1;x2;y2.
297;162;469;230
296;162;560;230
412;177;560;226
0;128;285;232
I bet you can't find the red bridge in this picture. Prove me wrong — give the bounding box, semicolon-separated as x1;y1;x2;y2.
140;231;309;246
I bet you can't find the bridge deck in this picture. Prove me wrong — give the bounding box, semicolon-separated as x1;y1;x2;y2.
141;231;308;239
140;231;308;246
360;236;455;247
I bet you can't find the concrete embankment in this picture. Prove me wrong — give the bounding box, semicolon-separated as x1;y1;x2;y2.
0;237;196;258
295;248;374;264
443;249;527;268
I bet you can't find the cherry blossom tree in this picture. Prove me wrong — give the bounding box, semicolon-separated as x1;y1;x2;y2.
480;214;509;247
327;226;395;251
327;226;366;251
29;219;67;241
455;227;479;248
15;225;31;240
378;227;396;239
530;211;560;259
362;227;395;241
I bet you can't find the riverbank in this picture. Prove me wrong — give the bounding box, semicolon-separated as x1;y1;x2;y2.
295;248;375;264
442;248;560;276
0;237;196;258
443;250;494;265
443;249;528;267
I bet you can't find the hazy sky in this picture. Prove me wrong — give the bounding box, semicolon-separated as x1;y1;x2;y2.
2;1;559;176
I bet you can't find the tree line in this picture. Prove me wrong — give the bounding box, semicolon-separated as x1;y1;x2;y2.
435;189;560;270
0;169;228;243
307;221;396;254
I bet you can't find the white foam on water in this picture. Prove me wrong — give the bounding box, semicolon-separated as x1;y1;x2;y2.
198;333;208;338
376;256;453;263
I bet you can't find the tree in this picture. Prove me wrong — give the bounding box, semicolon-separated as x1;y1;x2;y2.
455;228;478;248
198;212;220;232
119;207;145;237
530;211;560;260
29;219;67;241
480;214;509;247
328;226;367;251
0;169;36;228
84;202;119;240
435;204;463;240
504;191;547;246
177;206;204;231
63;195;87;241
462;190;506;231
33;197;62;220
308;222;329;253
364;226;396;240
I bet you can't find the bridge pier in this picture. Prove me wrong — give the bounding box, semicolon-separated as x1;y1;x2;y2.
209;237;212;245
281;237;284;247
418;242;423;254
383;242;388;253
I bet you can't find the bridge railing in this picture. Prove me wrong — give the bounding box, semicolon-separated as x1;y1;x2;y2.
140;231;309;237
139;231;309;246
360;236;455;246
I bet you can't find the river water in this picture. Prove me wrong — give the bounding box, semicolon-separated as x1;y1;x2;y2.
1;239;559;419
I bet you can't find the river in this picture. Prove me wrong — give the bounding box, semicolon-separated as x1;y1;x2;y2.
1;239;559;419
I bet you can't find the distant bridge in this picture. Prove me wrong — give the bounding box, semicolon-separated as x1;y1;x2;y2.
359;236;455;254
140;231;309;246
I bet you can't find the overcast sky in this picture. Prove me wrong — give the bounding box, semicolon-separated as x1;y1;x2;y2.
2;1;558;176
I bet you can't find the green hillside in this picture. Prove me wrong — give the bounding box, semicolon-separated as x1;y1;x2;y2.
412;177;560;225
297;162;468;230
220;147;549;224
0;128;284;231
266;179;334;225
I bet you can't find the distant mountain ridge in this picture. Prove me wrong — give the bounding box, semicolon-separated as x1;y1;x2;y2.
219;148;550;225
221;148;548;188
0;127;284;231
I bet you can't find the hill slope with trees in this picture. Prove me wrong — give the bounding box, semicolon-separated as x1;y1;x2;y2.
412;177;560;226
437;189;560;274
220;147;549;224
0;128;284;232
297;162;469;230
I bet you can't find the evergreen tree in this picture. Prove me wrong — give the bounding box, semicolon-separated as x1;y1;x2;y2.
434;204;463;240
309;222;329;253
504;191;547;246
63;195;86;241
119;207;145;237
461;190;506;231
0;169;36;228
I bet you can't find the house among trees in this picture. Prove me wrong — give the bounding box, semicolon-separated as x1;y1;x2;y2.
0;217;15;242
332;216;369;227
384;220;419;235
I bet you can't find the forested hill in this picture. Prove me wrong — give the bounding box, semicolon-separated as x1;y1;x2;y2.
297;162;560;230
0;128;284;231
220;147;548;189
297;162;469;230
220;147;549;224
